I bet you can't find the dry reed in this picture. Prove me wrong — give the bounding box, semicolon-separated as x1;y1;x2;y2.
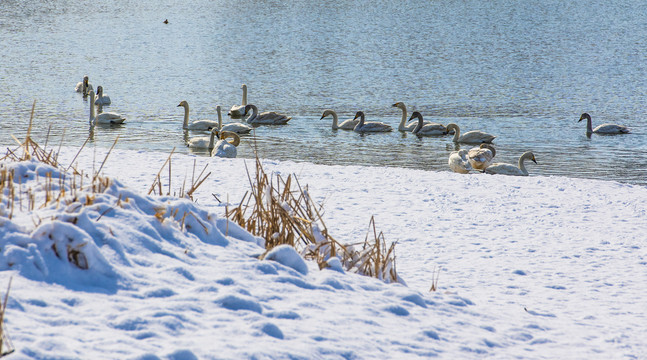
0;278;15;358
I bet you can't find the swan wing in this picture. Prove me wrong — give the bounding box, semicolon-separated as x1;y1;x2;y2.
253;111;291;125
415;124;447;136
593;124;630;134
96;112;126;124
188;120;219;131
448;150;472;174
221;122;253;134
229;105;245;117
484;163;525;176
338;118;360;130
187;136;211;148
468;148;494;170
355;121;392;133
459;131;496;144
212;140;238;158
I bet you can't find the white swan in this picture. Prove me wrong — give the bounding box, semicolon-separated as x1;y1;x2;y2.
484;151;537;176
448;149;473;174
320;109;359;130
87;90;125;125
244;104;291;125
578;113;630;137
216;105;253;134
228;84;248;118
352;111;392;133
177;100;219;131
94;85;111;106
75;75;93;96
187;128;218;149
468;143;496;171
212;131;241;158
409;112;448;136
445;123;496;144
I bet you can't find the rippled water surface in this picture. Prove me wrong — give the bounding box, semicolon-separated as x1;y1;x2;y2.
1;0;646;185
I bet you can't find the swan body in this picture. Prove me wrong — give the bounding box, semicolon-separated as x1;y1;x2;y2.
409;112;448;136
448;149;473;174
94;85;111;106
212;131;241;158
578;113;630;137
468;143;496;171
228;84;248;118
320;109;359;130
75;75;93;96
484;151;537;176
177;100;219;131
88;90;125;125
217;105;253;134
244;104;291;125
187;128;218;149
445;123;496;144
352;111;392;133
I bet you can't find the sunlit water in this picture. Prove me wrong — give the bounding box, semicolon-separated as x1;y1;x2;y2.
1;0;646;186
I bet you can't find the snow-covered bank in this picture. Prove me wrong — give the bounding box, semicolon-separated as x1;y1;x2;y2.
1;147;646;359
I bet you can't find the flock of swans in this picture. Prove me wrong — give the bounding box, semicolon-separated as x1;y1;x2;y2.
76;77;632;171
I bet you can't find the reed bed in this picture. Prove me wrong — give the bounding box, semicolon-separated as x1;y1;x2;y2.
227;156;400;283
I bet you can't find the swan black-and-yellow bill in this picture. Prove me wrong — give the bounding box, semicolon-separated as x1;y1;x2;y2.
216;105;253;134
448;149;473;174
88;90;125;125
409;111;448;136
578;113;630;137
321;109;359;130
177;100;219;131
212;131;240;158
484;151;537;176
228;84;248;118
468;143;496;171
352;111;392;133
445;123;496;144
244;104;291;125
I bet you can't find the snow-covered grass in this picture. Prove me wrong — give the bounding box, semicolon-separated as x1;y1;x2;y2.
1;141;646;359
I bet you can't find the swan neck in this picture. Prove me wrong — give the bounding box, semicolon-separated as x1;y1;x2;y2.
413;115;423;133
398;106;407;129
217;107;223;130
449;125;460;142
586;117;593;135
209;131;217;149
358;113;365;126
331;111;339;129
242;86;247;105
246;105;258;122
89;98;95;121
182;104;189;129
518;153;530;174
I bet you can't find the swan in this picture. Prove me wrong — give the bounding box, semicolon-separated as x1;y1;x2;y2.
187;128;218;149
320;109;359;130
448;149;473;174
217;105;253;134
468;143;496;171
228;84;248;118
392;102;440;132
352;111;392;133
75;75;93;96
445;123;496;144
87;90;125;125
409;112;448;136
578;113;630;137
484;151;537;176
244;104;291;125
212;131;241;158
94;85;111;106
177;100;219;131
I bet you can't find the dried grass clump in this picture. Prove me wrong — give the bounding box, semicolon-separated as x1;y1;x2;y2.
227;156;400;283
0;278;15;358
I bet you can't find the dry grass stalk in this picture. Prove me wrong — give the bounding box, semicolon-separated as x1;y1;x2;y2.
0;277;15;357
429;266;441;292
227;156;400;283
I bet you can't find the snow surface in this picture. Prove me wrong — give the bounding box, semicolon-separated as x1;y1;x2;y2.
1;146;647;359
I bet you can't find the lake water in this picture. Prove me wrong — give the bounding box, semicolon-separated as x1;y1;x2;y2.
1;0;646;186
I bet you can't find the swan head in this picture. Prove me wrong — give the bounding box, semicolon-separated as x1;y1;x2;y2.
480;143;496;157
408;111;423;122
578;113;591;123
243;104;257;115
220;130;241;146
320;109;334;120
96;85;103;95
241;84;247;90
352;111;365;120
177;100;189;108
83;75;89;85
392;102;405;109
526;152;538;164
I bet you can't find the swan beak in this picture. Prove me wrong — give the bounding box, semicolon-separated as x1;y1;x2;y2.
177;104;182;107
531;157;537;164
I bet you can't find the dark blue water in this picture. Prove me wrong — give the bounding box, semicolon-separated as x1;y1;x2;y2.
1;0;646;185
